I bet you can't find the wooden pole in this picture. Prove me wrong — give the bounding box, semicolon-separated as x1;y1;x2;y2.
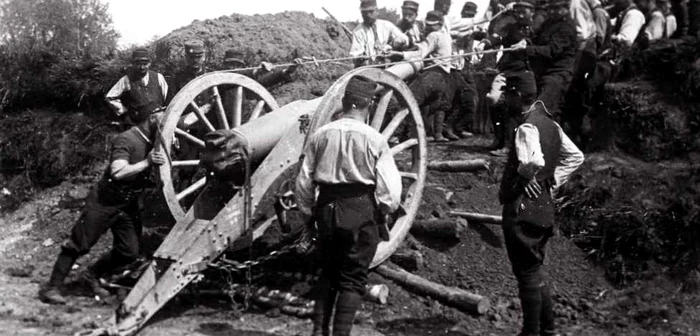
322;7;353;41
427;159;489;173
449;211;502;224
375;264;490;315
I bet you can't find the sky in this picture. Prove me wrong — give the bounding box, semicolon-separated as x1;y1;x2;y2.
107;0;490;47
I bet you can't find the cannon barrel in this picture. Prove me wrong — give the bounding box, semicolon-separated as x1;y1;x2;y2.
230;60;424;164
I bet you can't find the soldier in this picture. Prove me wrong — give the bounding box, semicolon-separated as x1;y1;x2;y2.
639;0;668;42
296;76;402;336
498;77;584;336
475;0;538;155
349;0;409;67
39;113;166;304
396;0;424;50
515;0;578;119
448;1;485;139
389;11;456;142
173;40;209;94
609;0;646;47
105;48;168;126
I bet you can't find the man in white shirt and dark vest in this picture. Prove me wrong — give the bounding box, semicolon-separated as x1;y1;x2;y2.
498;76;584;336
296;76;402;336
350;0;409;67
39;113;167;305
105;48;168;126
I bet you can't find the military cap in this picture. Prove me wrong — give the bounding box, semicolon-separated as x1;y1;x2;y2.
360;0;377;10
462;2;478;14
345;76;377;99
401;0;419;11
223;49;245;65
184;40;205;55
131;48;149;61
425;10;445;25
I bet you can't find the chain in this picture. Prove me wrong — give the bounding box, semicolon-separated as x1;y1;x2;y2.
209;235;308;274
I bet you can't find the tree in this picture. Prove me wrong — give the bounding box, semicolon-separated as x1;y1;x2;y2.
0;0;119;57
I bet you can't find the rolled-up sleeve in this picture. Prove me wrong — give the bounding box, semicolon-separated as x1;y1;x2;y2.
105;76;130;116
554;125;584;189
295;137;318;215
515;123;545;180
374;141;402;213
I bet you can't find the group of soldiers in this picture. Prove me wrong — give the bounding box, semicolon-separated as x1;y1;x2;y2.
34;1;696;336
349;0;697;155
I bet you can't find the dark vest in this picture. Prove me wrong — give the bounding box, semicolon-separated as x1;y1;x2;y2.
499;104;562;204
121;70;165;124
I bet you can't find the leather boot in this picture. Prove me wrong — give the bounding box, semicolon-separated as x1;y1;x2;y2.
540;284;556;336
39;251;77;304
487;104;504;150
311;281;337;336
332;291;362;336
433;110;448;142
443;127;460;141
83;253;113;299
518;286;543;336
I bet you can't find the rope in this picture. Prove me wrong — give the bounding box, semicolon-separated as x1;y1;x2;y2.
223;47;519;74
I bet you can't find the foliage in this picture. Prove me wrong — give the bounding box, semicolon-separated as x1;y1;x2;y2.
0;0;120;112
376;6;401;24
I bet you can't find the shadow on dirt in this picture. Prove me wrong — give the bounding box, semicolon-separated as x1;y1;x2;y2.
196;322;277;336
376;316;457;336
468;221;503;249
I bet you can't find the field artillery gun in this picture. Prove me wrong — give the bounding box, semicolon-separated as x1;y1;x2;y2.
91;60;429;336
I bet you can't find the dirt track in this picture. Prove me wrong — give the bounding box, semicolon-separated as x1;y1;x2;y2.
1;134;699;336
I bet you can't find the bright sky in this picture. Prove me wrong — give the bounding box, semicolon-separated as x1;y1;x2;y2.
107;0;489;47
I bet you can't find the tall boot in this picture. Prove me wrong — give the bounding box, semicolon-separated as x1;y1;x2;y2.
518;286;543;336
39;250;78;304
425;112;435;139
311;281;337;336
487;103;504;150
540;284;556;336
433;110;448;142
332;291;362;336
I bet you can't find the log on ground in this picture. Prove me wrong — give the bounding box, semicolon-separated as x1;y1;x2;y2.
449;211;502;224
427;159;489;172
374;264;490;315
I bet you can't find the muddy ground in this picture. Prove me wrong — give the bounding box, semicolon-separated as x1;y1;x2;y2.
1;133;699;336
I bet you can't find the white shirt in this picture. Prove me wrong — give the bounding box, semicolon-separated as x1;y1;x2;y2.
644;10;666;41
404;29;453;73
514;115;585;189
105;72;168;116
614;7;646;47
571;0;603;41
349;19;409;59
295;118;402;215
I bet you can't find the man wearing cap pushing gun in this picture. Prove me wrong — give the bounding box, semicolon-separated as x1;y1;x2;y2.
105;48;168;127
349;0;409;67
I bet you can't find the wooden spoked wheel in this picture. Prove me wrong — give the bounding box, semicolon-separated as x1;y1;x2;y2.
158;72;280;222
307;67;427;268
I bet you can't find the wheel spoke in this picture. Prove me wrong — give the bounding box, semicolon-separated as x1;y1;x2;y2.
211;86;229;130
371;89;393;130
400;172;418;180
189;102;216;132
172;160;200;168
390;138;418;156
176;177;207;201
232;86;244;127
175;128;205;148
381;108;408;139
250;100;266;120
